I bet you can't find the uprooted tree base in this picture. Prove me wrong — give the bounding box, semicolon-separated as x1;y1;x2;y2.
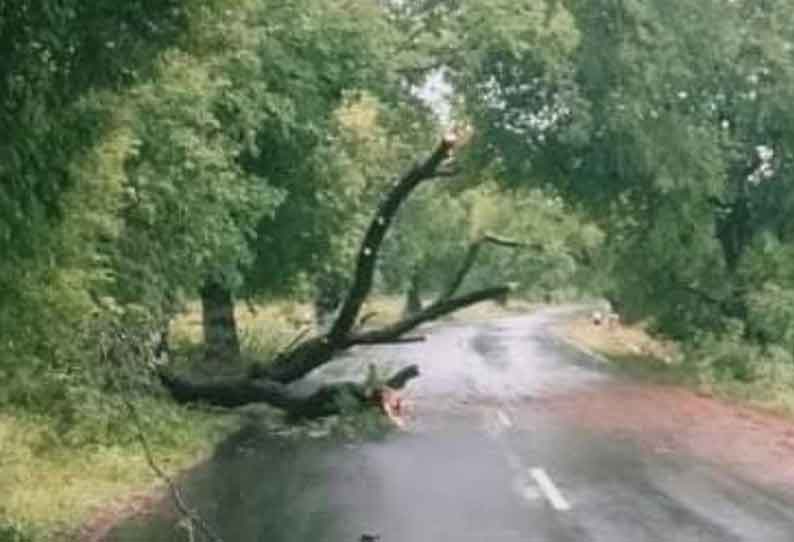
159;135;513;419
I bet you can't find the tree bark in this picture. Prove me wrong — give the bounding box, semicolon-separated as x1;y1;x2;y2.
200;279;240;362
161;364;420;419
328;135;457;343
403;267;423;317
313;271;345;331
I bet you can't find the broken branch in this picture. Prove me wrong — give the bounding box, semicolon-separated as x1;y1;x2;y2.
328;136;458;343
436;233;528;303
160;364;420;417
346;285;512;346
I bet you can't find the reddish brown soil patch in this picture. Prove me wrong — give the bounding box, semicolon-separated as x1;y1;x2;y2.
545;382;794;492
76;487;176;542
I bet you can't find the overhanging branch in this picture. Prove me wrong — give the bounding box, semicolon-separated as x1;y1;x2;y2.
436;232;527;304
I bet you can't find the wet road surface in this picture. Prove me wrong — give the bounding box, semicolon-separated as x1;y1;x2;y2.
107;307;794;541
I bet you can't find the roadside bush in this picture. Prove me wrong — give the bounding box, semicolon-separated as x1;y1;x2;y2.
746;283;794;352
687;318;794;404
687;320;762;383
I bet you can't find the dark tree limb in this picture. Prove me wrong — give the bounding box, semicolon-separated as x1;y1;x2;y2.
436;233;526;304
160;364;420;418
357;311;379;329
403;266;423;317
252;335;336;383
437;241;484;303
328;135;458;343
352;335;426;346
346;285;512;346
200;279;241;362
385;364;420;389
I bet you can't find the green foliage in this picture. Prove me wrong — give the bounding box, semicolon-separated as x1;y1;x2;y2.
746;284;794;351
380;181;604;301
0;0;414;423
0;520;38;542
247;90;435;301
431;0;794;366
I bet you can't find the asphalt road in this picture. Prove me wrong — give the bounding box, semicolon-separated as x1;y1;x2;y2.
108;307;794;542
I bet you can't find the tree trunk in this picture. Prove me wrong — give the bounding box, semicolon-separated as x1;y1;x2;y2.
403;268;423;317
200;279;241;362
162;364;420;418
313;272;345;332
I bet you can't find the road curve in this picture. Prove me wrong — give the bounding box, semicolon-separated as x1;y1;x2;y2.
108;307;794;542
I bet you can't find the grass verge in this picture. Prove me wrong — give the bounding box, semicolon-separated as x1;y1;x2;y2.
561;316;794;417
0;404;237;541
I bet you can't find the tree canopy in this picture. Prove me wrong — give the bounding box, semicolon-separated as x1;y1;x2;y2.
4;0;794;425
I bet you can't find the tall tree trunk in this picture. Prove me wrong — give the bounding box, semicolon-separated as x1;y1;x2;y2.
313;272;345;332
403;268;423;317
200;279;240;362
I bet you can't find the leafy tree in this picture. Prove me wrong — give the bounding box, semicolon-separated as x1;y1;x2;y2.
0;0;203;410
380;182;603;308
433;0;794;346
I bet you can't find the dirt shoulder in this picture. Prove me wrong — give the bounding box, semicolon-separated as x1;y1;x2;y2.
556;316;794;496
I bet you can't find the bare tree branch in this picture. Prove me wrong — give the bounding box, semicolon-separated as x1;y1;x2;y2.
346;285;512;346
352;335;426;346
160;365;420;417
436;233;527;304
385;364;420;389
328;135;458;343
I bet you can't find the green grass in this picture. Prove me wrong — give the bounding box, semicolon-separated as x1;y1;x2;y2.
0;403;236;541
562;317;794;418
0;298;318;540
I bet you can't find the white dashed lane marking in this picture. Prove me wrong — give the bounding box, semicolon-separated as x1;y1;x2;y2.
497;409;513;428
530;467;572;511
483;405;573;512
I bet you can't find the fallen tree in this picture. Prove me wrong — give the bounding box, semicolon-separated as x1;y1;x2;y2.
160;134;513;418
